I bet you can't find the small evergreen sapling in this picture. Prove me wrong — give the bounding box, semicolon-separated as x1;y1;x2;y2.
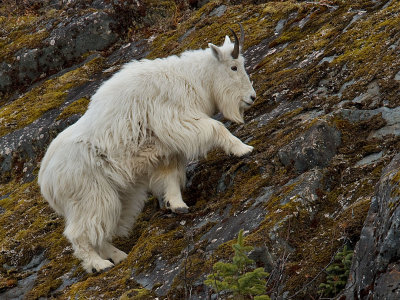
205;229;270;299
318;245;353;297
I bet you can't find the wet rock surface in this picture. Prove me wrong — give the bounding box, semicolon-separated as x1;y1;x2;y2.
1;0;400;299
344;153;400;299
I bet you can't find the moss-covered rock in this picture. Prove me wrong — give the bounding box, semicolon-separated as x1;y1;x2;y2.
56;97;90;121
0;3;117;97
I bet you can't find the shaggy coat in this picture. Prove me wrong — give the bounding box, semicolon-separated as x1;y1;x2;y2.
38;33;256;272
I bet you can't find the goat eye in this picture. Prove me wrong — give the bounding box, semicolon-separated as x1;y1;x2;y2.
231;66;237;71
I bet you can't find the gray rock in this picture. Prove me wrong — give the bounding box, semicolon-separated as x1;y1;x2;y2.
0;11;118;94
254;100;303;128
318;54;337;65
351;80;381;106
343;10;367;33
278;121;341;173
0;62;12;92
244;36;275;73
216;164;248;193
274;19;286;35
341;105;400;124
45;11;118;66
17;48;41;83
355;151;383;166
249;246;276;273
133;259;182;296
1;251;48;299
278;169;323;207
335;79;355;98
345;153;400;299
105;39;149;66
383;0;394;9
395;70;400;81
178;27;195;43
340;108;382;123
340;107;400;138
200;201;269;252
209;5;227;17
298;13;311;29
0;108;80;183
197;0;211;7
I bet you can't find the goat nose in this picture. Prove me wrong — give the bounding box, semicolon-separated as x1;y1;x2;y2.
251;95;256;101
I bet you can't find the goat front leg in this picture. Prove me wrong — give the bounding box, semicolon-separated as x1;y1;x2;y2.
164;171;188;214
205;119;253;157
153;114;253;159
150;158;189;214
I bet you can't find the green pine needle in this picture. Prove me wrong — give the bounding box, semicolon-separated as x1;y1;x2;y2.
204;229;271;299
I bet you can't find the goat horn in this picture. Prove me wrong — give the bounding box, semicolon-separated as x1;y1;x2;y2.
239;23;244;49
229;27;239;59
229;23;244;59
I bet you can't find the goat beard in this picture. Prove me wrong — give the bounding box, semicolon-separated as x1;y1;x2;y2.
220;101;244;124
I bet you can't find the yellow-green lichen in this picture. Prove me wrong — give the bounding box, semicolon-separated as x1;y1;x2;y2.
0;13;48;62
148;1;302;60
120;288;155;299
0;56;104;138
57;97;90;121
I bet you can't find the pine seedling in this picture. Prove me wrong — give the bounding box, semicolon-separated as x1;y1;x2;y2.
205;229;270;299
318;245;353;297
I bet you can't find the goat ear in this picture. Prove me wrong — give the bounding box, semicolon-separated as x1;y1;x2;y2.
208;43;223;61
223;35;231;46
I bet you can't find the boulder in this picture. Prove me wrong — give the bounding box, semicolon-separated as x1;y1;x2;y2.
0;10;118;94
278;121;341;173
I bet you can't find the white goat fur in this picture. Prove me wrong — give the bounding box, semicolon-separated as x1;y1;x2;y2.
38;35;256;272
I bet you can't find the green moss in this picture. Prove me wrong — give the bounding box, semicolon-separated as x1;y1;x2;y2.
129;222;187;273
120;288;154;299
57;97;90;120
1;30;49;61
0;177;81;299
271;27;302;47
148;1;301;60
0;56;104;138
0;13;48;62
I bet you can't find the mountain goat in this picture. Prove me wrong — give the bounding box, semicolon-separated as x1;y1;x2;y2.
38;25;256;273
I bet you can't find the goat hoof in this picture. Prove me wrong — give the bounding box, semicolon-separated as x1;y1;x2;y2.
173;206;189;214
92;266;113;274
88;258;114;274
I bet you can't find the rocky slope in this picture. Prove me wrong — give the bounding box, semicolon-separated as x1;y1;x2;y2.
1;0;400;299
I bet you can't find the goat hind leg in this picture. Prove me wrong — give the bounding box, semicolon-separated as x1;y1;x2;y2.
64;176;122;273
69;235;114;273
116;184;148;237
98;241;128;265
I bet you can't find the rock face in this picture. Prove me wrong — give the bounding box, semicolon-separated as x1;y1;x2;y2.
1;0;400;299
278;121;341;173
0;10;118;94
344;153;400;299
